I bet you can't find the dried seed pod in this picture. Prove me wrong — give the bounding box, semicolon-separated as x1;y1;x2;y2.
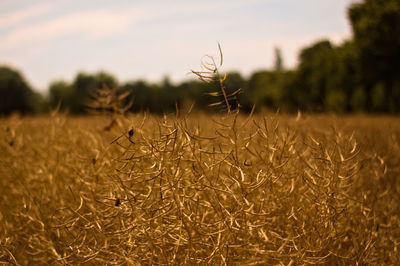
115;198;121;206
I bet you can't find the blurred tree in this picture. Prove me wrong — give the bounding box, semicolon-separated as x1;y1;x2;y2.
348;0;400;112
48;80;75;111
72;71;118;113
324;41;361;112
351;87;367;112
274;47;284;72
158;76;182;113
0;66;36;115
248;70;292;111
176;80;211;111
333;41;361;112
286;40;363;113
370;83;386;112
48;71;118;113
288;40;334;111
122;80;154;112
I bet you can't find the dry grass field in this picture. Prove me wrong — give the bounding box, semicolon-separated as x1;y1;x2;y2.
1;112;399;265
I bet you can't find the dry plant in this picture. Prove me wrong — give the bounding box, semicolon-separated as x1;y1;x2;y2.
86;84;132;115
191;43;242;114
1;112;399;265
86;84;132;131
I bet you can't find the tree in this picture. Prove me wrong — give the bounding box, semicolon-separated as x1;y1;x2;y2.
348;0;400;112
158;76;182;113
248;70;293;111
176;80;211;111
48;71;118;114
0;66;36;115
325;41;361;112
287;39;366;113
334;41;361;112
288;40;334;111
71;71;118;113
122;80;154;112
274;47;284;72
48;80;74;110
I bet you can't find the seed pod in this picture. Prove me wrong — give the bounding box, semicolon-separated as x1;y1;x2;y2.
115;198;121;206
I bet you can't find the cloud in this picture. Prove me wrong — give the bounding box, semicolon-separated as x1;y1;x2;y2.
0;8;139;51
0;3;54;29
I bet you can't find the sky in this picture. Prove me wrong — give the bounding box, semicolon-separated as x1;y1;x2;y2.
0;0;359;93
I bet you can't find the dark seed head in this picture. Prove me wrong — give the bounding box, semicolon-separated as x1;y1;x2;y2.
128;129;134;137
115;198;121;206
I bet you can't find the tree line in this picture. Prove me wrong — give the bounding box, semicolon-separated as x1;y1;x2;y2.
1;0;399;115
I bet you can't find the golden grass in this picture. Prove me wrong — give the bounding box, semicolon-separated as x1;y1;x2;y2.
0;112;399;265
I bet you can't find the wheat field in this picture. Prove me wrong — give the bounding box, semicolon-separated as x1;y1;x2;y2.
0;112;399;265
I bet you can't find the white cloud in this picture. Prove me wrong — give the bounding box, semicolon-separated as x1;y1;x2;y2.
0;8;140;51
0;3;54;29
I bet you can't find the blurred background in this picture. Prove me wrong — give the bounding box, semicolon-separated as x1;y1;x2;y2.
1;0;399;115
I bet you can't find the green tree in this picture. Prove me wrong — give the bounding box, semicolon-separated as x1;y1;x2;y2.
351;87;367;112
176;80;211;111
72;71;118;113
274;47;284;72
334;41;361;112
158;76;183;113
325;41;361;112
122;80;154;112
287;40;362;113
0;66;36;115
48;71;118;114
48;80;75;110
288;40;334;111
348;0;400;112
248;70;293;111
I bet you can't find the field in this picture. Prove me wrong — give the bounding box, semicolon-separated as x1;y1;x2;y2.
0;112;399;265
